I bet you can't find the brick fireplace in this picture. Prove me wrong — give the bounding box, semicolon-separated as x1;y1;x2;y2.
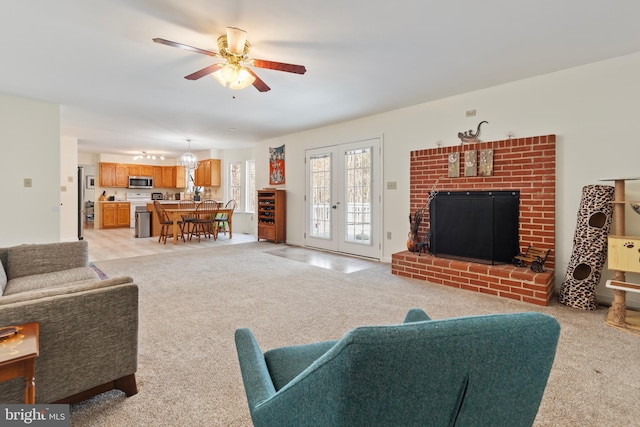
391;135;556;306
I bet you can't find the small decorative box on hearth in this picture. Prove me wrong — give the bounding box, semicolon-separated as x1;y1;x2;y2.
257;189;286;243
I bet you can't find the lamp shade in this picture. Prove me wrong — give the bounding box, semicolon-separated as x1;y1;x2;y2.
220;63;240;82
226;27;247;54
230;68;256;90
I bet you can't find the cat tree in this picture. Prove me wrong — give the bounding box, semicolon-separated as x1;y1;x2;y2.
604;177;640;335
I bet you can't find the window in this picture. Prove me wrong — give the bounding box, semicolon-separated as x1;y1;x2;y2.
246;160;256;213
228;162;242;210
186;168;195;194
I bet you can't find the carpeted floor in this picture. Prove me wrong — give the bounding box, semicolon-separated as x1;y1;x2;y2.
69;242;640;426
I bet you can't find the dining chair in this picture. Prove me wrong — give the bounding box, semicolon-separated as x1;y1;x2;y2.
189;200;220;242
153;201;185;244
215;200;236;236
178;200;196;236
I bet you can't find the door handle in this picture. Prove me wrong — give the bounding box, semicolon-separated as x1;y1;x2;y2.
332;205;337;209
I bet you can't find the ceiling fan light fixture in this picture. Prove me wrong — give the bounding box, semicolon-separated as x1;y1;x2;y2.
212;69;227;87
220;63;240;82
226;27;247;55
229;67;256;90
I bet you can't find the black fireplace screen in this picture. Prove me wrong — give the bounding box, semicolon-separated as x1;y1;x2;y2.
429;191;520;264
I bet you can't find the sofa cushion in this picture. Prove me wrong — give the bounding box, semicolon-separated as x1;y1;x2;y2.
3;267;99;295
0;261;6;296
6;241;88;280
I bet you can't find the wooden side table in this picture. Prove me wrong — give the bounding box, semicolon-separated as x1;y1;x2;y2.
0;322;39;403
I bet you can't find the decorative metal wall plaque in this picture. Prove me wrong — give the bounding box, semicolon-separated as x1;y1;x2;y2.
479;149;494;176
448;152;460;177
464;150;477;177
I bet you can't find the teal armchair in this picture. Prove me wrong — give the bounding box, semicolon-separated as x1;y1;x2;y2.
235;309;560;426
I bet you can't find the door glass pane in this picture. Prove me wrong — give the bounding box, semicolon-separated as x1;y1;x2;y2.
310;154;332;239
344;148;371;244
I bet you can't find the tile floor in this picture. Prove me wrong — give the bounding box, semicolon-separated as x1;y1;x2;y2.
83;227;379;274
83;226;256;262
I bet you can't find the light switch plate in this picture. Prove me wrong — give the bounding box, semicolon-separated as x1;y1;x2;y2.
24;178;32;187
386;181;397;190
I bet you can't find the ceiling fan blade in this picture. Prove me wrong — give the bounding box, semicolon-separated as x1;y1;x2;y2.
246;69;271;92
153;38;220;58
251;59;307;75
185;64;223;80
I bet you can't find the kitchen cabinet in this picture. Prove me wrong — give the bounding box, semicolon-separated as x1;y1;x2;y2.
100;202;130;229
194;159;221;187
129;165;154;177
99;163;116;187
115;164;128;187
257;189;286;243
153;167;163;188
99;163;128;187
160;166;186;189
99;162;185;189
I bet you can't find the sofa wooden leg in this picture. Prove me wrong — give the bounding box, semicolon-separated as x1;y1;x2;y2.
115;373;138;396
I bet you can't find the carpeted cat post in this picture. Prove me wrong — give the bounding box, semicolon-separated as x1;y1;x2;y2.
559;185;615;309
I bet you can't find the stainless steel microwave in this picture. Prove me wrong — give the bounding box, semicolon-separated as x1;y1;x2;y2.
128;176;154;189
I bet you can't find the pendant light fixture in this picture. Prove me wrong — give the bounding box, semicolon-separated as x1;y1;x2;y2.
178;139;198;170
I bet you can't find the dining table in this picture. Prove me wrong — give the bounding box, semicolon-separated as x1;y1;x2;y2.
163;207;234;245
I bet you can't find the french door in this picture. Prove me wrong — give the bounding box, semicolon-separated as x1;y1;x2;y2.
305;138;381;259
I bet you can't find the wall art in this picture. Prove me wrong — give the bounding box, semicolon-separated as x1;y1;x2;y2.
479;149;494;176
447;152;460;178
269;145;285;185
464;150;477;177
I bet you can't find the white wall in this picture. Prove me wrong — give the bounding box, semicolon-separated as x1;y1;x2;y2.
256;52;640;307
60;136;78;241
0;93;60;246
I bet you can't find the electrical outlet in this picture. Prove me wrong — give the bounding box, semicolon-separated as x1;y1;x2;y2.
60;185;67;192
387;232;392;239
24;178;32;187
386;181;397;190
466;109;476;117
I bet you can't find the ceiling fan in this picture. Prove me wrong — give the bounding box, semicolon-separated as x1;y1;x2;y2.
153;27;306;92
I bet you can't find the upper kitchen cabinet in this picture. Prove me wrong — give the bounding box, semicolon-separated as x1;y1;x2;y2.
99;162;186;189
161;166;186;189
128;165;154;177
194;159;221;187
99;162;128;187
153;167;163;188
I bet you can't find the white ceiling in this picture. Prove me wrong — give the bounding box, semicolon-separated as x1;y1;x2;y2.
2;1;639;158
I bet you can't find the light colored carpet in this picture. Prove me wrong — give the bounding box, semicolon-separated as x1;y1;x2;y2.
70;243;640;426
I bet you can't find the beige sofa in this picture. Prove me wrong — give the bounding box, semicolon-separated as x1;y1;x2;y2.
0;241;138;403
